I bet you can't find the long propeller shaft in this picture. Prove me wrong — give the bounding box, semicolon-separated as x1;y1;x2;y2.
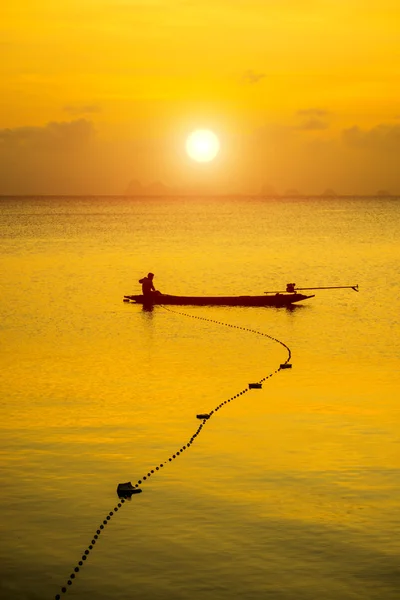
265;284;359;294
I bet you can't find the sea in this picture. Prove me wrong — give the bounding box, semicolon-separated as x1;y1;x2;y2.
0;195;399;600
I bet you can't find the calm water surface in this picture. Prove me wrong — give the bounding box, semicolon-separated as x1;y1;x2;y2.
0;196;399;599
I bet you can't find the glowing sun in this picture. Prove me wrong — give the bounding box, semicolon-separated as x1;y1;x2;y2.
185;129;220;163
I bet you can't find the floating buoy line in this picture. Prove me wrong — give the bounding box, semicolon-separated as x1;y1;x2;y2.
53;306;292;599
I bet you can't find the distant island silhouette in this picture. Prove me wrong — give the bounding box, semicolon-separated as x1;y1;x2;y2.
124;180;395;198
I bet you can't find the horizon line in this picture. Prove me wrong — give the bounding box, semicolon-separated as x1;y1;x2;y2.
0;193;398;199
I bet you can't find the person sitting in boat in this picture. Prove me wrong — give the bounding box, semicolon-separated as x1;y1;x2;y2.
139;272;157;298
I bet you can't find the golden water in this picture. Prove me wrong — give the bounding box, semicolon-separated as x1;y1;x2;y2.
0;196;399;599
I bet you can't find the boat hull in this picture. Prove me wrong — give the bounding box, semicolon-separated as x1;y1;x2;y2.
124;293;314;307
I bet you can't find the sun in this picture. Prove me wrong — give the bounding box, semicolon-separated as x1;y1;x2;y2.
185;129;220;163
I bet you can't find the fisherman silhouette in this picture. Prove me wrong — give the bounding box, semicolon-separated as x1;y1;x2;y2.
138;272;157;299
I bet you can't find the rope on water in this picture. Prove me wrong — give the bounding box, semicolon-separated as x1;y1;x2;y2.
161;305;292;365
53;306;292;598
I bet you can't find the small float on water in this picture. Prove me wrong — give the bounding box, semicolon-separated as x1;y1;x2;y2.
123;283;358;308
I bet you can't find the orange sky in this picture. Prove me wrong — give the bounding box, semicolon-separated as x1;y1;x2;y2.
1;0;399;195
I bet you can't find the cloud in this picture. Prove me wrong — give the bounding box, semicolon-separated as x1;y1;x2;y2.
0;120;100;194
295;118;329;131
243;120;400;194
0;119;95;151
0;119;168;195
294;108;329;131
342;124;400;151
242;69;266;84
297;108;328;117
0;118;399;195
64;104;102;116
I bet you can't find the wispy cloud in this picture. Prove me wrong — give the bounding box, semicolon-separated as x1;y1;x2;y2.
294;108;329;131
63;104;101;116
295;118;329;131
242;69;266;84
297;108;328;117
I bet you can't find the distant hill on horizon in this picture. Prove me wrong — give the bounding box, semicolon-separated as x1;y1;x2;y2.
124;179;396;198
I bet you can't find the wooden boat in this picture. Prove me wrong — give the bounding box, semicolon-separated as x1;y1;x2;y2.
124;283;358;308
123;292;314;307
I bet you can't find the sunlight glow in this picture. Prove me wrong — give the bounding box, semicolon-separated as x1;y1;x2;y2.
185;129;220;163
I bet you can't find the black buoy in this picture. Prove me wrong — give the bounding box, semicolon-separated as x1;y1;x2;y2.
248;383;262;389
196;413;210;419
280;364;292;369
117;482;143;498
